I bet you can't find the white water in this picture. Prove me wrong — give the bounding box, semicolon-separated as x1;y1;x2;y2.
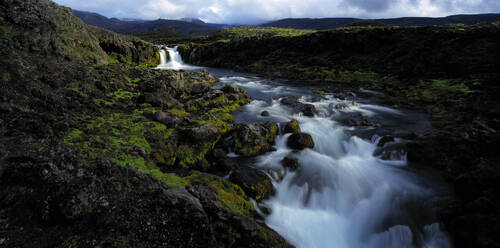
213;77;452;248
156;46;203;70
159;49;168;65
154;49;452;247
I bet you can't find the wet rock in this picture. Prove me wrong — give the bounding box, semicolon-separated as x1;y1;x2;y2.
186;124;219;142
204;89;224;100
261;111;270;117
218;123;278;157
284;119;301;134
281;157;300;171
374;143;407;160
287;133;315;150
377;136;395;147
257;202;272;216
213;149;227;159
280;96;299;105
335;112;374;127
221;84;242;94
229;166;275;201
301;104;317;117
334;102;350;110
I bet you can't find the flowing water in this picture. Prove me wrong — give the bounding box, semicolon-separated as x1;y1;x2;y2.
158;48;453;248
157;46;202;70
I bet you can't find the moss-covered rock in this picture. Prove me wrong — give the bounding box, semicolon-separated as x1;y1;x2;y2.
287;133;315;150
218;123;278;157
229;166;275;201
284;119;301;134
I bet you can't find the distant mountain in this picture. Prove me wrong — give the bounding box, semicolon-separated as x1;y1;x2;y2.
180;17;205;25
72;10;224;36
261;14;500;30
120;18;147;23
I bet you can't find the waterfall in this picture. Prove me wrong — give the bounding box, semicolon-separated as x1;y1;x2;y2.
157;46;201;71
159;49;167;65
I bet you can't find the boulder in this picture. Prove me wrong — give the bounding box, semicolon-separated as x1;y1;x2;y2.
229;166;275;201
281;157;300;171
377;136;395;147
261;111;270;117
143;91;180;108
280;96;299;105
335;112;374;127
186;124;219;142
287;133;315;150
154;111;180;127
190;82;211;94
218;123;278;157
222;84;242;94
301;104;317;117
284;119;301;134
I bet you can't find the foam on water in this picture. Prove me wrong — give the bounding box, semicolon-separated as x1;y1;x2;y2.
217;76;452;248
158;49;452;247
156;46;203;71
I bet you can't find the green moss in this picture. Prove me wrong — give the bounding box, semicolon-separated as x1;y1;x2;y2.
107;89;138;101
209;26;316;41
168;108;190;117
186;172;255;217
150;170;188;188
63;128;83;144
176;144;212;168
138;50;160;68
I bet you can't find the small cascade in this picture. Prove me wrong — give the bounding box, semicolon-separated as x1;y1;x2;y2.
156;46;201;71
159;49;167;65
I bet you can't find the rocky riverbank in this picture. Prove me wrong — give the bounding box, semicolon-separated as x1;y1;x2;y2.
0;1;291;247
178;25;500;247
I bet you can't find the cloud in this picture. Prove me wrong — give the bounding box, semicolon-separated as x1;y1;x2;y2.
54;0;500;24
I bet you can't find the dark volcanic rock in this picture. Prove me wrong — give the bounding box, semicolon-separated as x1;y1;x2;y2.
230;166;275;201
281;96;299;105
287;133;315;150
218;123;278;157
335;112;374;127
281;157;300;171
301;104;317;117
186;124;219;142
0;142;290;247
154;111;180;127
284;119;301;134
377;136;395;147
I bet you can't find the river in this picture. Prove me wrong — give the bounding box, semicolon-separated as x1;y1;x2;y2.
158;46;453;248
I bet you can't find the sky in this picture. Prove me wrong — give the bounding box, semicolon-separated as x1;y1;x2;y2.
54;0;500;24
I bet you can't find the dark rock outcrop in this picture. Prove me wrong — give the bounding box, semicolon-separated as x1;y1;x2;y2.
230;166;275;201
287;133;315;150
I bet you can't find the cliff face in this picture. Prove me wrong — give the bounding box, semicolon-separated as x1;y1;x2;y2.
0;1;290;247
